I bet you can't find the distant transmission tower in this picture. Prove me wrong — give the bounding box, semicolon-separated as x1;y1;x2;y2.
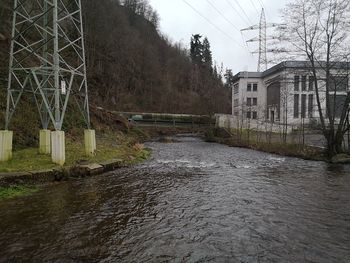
1;0;95;164
241;8;279;72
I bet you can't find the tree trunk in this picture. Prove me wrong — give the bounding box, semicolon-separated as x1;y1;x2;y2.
335;132;345;154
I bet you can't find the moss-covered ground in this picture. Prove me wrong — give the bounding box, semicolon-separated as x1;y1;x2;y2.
0;130;151;173
0;186;39;200
0;129;151;201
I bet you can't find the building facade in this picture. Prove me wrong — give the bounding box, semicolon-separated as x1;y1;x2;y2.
224;61;349;131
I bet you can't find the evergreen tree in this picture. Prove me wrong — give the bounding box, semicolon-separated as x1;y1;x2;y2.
202;37;212;69
224;69;235;88
190;34;203;64
213;64;218;78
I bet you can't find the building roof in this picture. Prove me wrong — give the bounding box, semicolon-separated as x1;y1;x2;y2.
232;72;262;83
233;60;350;83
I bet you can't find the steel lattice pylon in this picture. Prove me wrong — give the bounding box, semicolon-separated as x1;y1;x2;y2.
6;0;90;131
257;9;267;72
241;8;279;72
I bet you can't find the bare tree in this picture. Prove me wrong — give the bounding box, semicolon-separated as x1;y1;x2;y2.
281;0;350;156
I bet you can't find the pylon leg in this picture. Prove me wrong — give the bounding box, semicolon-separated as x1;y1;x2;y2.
0;130;13;162
51;131;65;166
84;129;96;157
39;130;51;154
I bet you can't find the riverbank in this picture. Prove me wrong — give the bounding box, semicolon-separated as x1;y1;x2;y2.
0;128;151;199
0;122;209;200
0;131;149;173
206;128;346;163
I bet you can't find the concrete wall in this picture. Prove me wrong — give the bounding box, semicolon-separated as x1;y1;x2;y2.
232;76;266;120
215;114;296;133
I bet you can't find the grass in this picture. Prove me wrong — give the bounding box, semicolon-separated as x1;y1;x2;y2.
0;130;151;173
0;186;39;200
0;149;57;172
213;128;327;161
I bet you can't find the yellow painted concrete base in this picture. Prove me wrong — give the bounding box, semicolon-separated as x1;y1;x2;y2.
51;131;65;166
0;130;13;162
39;130;51;154
84;129;96;157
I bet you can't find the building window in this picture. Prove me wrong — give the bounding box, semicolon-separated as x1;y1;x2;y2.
234;83;239;94
247;83;252;92
301;94;307;118
271;111;275;122
308;94;314;118
247;83;258;92
329;76;348;92
252;111;257;119
328;94;347;118
294;94;299;118
247;97;257;106
294;75;300;91
309;76;314;91
302;76;307;91
247;111;251;119
247;98;252;106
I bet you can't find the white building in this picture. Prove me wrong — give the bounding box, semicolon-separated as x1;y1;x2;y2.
217;61;349;132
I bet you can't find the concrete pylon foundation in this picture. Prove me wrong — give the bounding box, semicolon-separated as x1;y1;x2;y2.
39;130;51;154
84;129;96;157
51;131;65;166
0;130;13;162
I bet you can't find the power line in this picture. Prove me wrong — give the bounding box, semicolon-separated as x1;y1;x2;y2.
233;0;254;25
205;0;240;32
225;0;251;26
241;8;283;72
182;0;246;49
257;0;265;9
256;0;271;19
241;32;255;58
249;0;261;16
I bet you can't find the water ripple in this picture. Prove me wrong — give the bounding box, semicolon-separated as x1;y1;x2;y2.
0;136;349;262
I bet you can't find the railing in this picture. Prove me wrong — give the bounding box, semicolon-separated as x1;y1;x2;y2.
114;111;215;128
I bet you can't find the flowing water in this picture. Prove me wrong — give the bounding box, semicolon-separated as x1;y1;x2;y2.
0;136;350;262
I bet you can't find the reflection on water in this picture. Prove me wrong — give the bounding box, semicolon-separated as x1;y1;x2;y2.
0;136;350;262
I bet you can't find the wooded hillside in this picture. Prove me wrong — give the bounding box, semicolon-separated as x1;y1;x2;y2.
0;0;230;116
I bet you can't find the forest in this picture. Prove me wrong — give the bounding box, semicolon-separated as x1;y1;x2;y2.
0;0;231;117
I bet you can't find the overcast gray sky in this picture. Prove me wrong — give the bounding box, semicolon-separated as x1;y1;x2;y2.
148;0;288;74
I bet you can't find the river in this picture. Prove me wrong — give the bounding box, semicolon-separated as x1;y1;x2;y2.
0;136;349;262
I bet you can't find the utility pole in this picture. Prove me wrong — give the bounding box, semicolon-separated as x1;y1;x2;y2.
241;8;280;72
0;0;96;164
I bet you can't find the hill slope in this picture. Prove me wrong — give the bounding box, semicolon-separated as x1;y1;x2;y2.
0;0;230;146
82;0;230;114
